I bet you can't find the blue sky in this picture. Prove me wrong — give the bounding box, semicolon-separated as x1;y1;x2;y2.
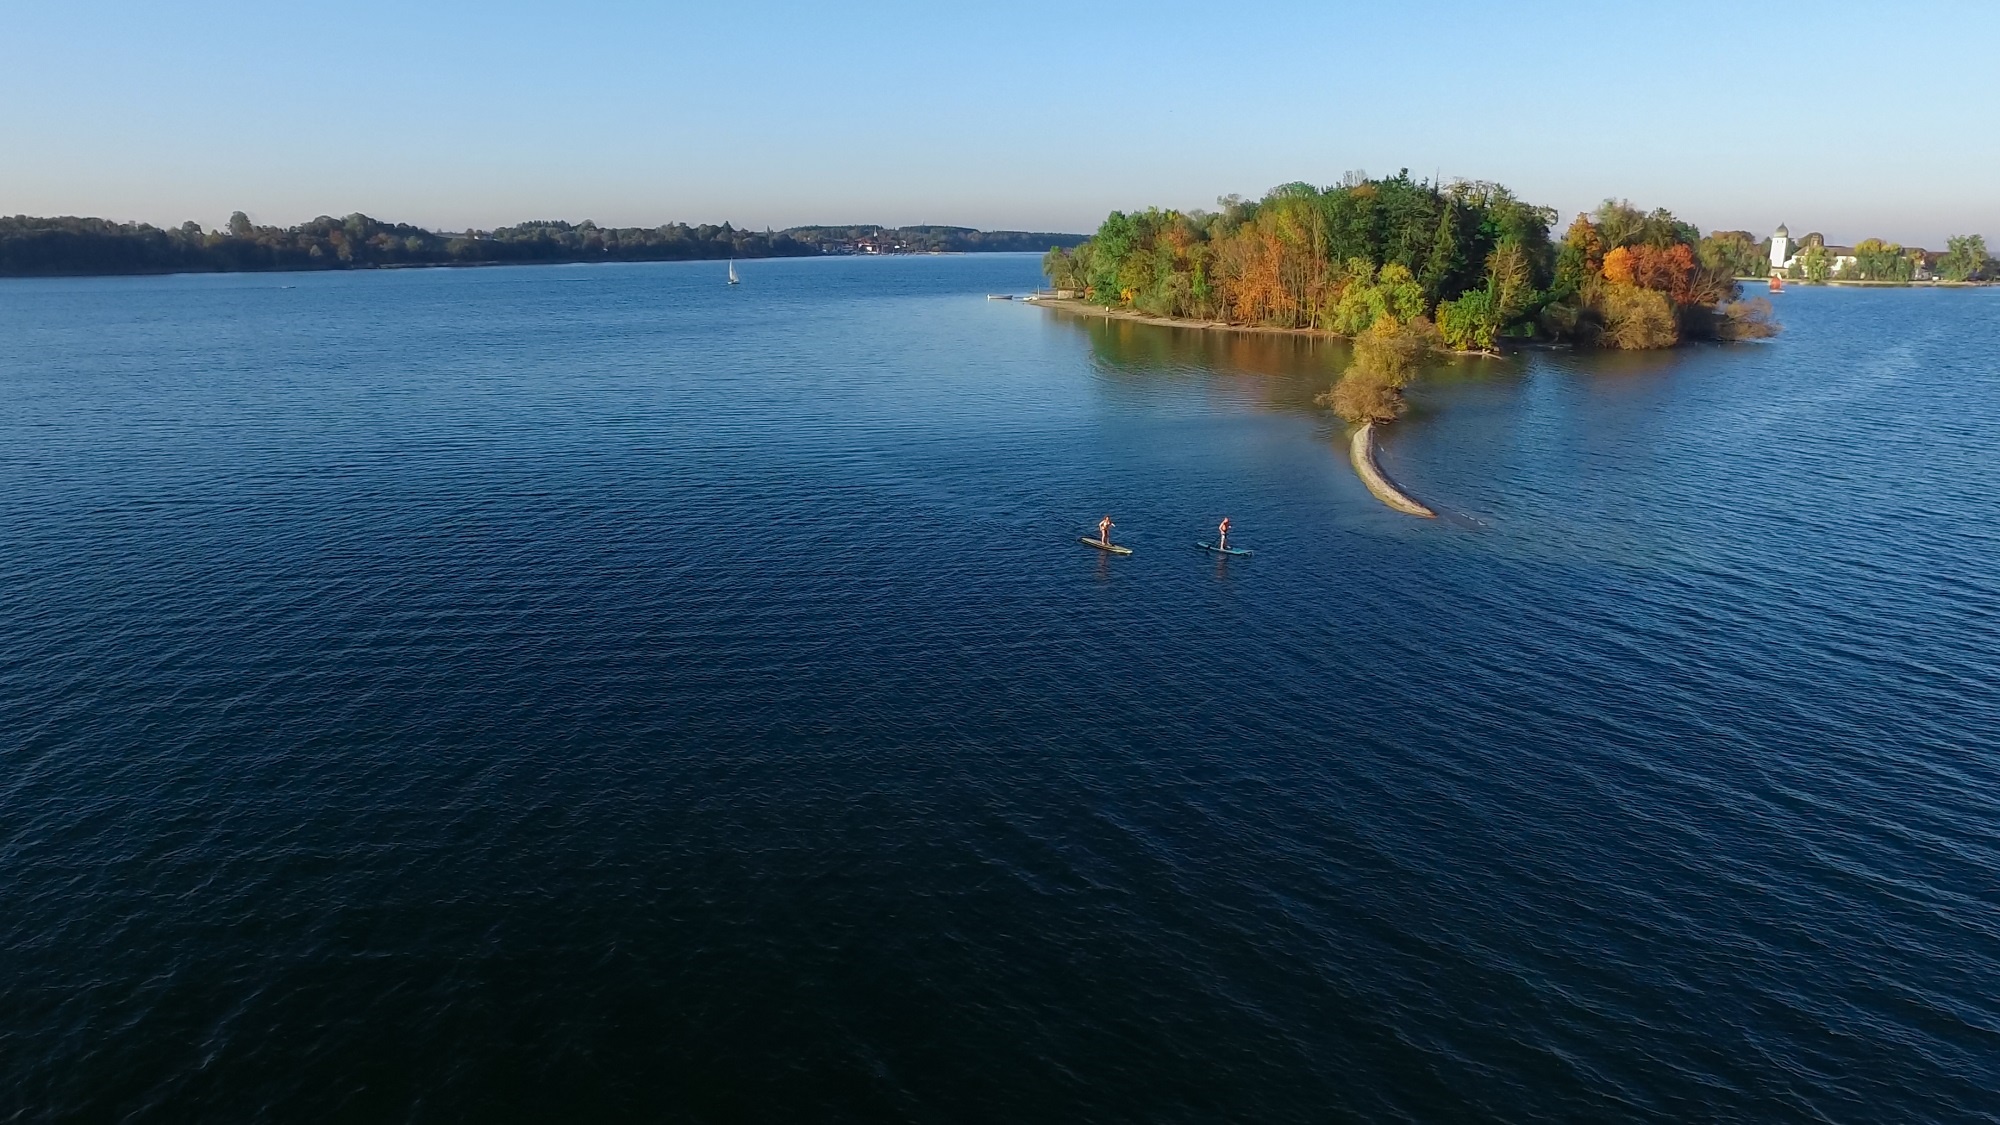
3;0;1992;245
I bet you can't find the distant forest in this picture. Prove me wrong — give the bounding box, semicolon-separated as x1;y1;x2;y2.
0;213;1086;276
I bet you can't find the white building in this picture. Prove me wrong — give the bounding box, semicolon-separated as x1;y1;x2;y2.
1770;225;1920;279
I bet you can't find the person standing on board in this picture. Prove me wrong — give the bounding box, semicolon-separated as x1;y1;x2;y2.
1098;515;1115;547
1217;516;1232;551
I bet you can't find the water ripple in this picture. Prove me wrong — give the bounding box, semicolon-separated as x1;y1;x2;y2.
1;264;1996;1123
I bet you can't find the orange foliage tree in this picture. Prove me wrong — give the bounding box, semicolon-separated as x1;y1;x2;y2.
1629;243;1697;306
1601;242;1698;306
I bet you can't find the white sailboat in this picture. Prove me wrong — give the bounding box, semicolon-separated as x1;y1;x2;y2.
727;259;739;286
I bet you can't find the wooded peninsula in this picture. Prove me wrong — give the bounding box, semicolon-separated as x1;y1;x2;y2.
0;214;1086;277
1041;174;1783;428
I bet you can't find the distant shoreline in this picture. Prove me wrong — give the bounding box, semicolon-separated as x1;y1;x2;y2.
1735;276;1993;288
0;251;1048;282
0;213;1085;279
1800;279;1990;288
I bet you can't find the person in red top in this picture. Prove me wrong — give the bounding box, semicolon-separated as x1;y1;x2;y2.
1217;516;1232;551
1097;515;1115;547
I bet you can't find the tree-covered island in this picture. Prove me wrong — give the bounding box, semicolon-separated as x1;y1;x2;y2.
0;213;1086;277
1042;174;1780;427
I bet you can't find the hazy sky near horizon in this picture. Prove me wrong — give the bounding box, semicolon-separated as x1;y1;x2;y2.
4;0;1993;245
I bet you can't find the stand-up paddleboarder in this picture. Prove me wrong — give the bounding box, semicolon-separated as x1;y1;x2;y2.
1097;515;1115;547
1217;516;1231;552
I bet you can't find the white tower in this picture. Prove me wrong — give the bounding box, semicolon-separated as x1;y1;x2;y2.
1769;224;1791;273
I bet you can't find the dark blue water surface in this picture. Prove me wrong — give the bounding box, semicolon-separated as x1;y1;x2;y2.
3;256;1997;1123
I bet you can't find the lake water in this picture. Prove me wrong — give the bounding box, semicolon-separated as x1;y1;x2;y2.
2;256;1996;1123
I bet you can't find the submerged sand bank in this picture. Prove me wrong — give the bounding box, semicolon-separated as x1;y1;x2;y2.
1350;424;1435;518
1027;297;1339;339
1030;298;1440;518
1028;297;1499;356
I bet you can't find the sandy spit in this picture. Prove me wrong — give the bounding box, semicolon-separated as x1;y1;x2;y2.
1349;423;1435;518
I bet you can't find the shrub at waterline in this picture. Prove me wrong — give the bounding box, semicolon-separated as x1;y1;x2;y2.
1318;316;1442;425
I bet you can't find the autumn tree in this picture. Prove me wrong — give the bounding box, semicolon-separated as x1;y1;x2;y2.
1319;314;1440;423
1629;243;1698;306
1596;284;1678;349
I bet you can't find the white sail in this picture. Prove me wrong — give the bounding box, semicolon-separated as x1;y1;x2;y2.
727;260;739;285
